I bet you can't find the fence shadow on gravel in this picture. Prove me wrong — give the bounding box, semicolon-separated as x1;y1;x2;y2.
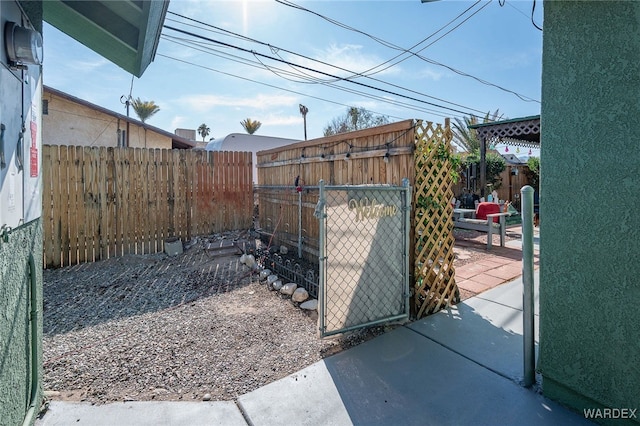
43;242;255;336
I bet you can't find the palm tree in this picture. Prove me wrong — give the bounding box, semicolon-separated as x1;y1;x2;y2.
240;118;262;135
130;98;160;123
452;109;502;153
197;123;210;141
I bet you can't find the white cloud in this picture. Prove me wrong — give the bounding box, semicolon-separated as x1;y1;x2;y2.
260;113;301;127
68;57;111;73
178;93;298;112
415;67;444;81
171;116;188;130
292;44;401;80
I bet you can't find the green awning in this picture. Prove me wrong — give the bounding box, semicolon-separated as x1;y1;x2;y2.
44;0;169;77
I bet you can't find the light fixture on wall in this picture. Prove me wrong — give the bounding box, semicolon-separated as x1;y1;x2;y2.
4;22;43;68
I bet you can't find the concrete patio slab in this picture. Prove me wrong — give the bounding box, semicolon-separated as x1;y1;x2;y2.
474;273;540;316
36;400;247;426
239;326;590;426
409;273;540;382
236;361;352;426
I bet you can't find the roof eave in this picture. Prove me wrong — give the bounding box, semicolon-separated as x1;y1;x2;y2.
43;0;169;77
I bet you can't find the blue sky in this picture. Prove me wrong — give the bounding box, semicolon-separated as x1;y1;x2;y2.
43;0;543;153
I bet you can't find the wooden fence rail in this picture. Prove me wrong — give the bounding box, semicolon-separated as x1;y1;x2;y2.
255;119;417;263
42;146;253;268
255;119;459;319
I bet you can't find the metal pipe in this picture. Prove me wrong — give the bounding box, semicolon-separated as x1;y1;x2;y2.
402;178;411;318
315;179;326;336
22;252;41;426
520;185;535;387
298;190;302;258
479;136;487;196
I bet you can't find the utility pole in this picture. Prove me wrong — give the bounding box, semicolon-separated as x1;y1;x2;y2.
299;104;308;140
120;95;131;147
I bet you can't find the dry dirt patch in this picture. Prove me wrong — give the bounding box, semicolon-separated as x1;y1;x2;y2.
43;228;521;404
42;232;387;404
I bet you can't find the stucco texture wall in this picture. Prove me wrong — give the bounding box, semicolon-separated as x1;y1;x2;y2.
0;220;43;426
43;93;172;149
540;1;640;421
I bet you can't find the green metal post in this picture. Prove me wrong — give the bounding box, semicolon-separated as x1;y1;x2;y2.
520;185;535;387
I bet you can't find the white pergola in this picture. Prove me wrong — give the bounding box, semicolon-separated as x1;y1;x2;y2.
468;115;540;196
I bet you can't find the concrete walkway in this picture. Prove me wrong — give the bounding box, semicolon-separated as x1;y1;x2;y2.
37;271;592;426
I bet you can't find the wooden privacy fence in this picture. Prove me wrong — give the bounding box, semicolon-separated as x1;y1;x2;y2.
453;163;532;209
256;120;416;260
255;119;459;318
42;146;253;268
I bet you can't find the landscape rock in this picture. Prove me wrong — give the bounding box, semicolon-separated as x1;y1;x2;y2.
203;393;211;401
280;283;297;296
272;280;283;291
266;275;279;289
300;299;318;311
259;269;271;281
244;255;257;269
292;288;309;303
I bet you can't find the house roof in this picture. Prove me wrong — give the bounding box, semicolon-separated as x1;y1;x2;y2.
501;153;527;165
206;133;301;184
43;0;169;77
206;133;300;153
44;86;195;149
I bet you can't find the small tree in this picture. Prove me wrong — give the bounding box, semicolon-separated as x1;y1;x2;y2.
197;123;210;142
323;107;389;136
526;156;540;191
461;151;507;190
131;98;160;123
240;118;262;135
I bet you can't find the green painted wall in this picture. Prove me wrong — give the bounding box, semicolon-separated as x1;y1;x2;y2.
0;220;43;426
540;1;640;423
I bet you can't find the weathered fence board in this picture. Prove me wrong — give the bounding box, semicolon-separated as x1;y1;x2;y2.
43;146;253;268
256;120;417;260
255;119;459;319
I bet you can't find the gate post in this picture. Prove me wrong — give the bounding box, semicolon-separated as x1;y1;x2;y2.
314;179;326;336
521;185;535;387
402;178;411;318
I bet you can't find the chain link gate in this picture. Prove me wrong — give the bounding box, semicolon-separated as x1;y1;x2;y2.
314;179;411;338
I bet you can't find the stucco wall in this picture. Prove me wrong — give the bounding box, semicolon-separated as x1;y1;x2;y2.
540;1;640;422
0;220;43;426
43;92;172;149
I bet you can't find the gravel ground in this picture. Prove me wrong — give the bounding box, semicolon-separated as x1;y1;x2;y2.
42;231;389;404
42;227;521;404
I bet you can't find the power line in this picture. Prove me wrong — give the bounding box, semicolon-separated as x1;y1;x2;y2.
155;52;441;123
165;11;488;115
163;25;481;117
159;36;454;119
160;34;462;118
274;0;540;103
357;0;492;78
